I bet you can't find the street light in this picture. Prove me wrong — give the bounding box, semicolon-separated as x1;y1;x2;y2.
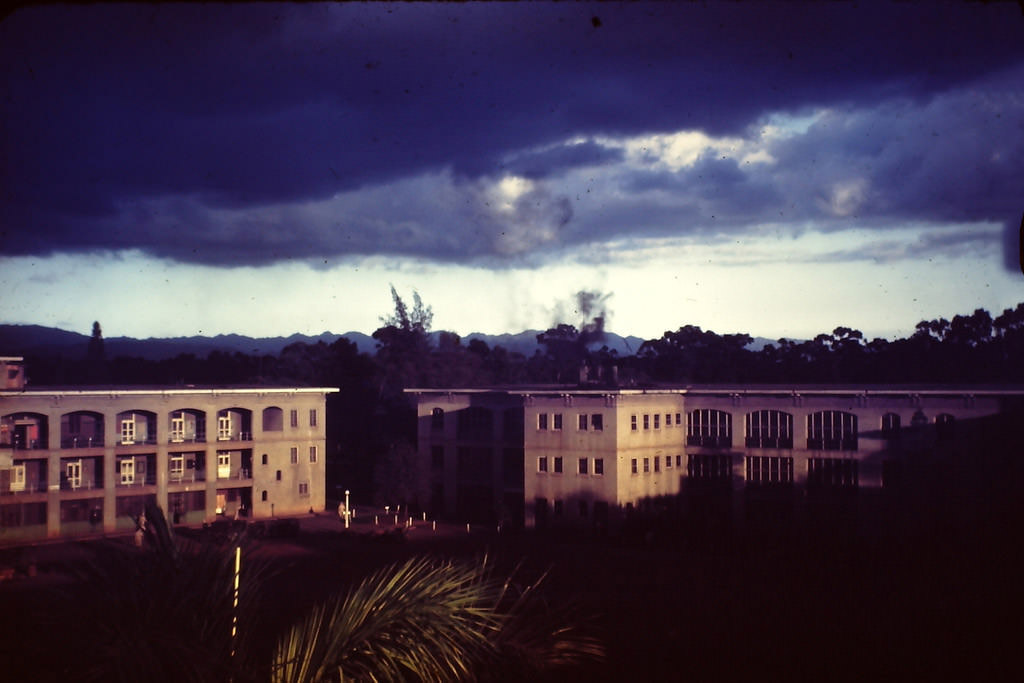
344;489;350;529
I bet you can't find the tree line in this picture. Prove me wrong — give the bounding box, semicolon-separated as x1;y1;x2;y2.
20;295;1024;503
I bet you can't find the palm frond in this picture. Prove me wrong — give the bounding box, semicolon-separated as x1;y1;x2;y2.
271;556;505;683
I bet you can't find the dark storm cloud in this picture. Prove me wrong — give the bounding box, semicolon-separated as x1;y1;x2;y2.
501;142;624;180
2;2;1023;266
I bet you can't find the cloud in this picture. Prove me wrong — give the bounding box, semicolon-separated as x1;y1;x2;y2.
2;3;1023;268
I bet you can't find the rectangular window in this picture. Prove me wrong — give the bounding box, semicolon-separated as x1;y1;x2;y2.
65;461;82;489
170;414;185;442
120;417;136;445
654;414;660;429
298;482;309;496
217;453;231;479
290;410;298;428
643;457;650;473
631;458;638;474
170;456;184;481
665;414;672;428
594;458;604;475
746;456;794;486
578;414;588;431
309;446;318;463
218;415;232;441
666;455;673;469
290;447;298;464
631;415;638;431
538;456;548;472
120;459;135;485
675;413;682;426
553;457;563;473
676;454;682;467
687;454;733;481
309;409;318;427
591;414;603;431
538;413;549;430
578;457;588;475
11;464;26;492
807;457;859;488
643;414;650;430
553;414;563;431
654;456;660;473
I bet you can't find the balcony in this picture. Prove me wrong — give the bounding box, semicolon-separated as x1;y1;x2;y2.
116;473;157;488
745;436;795;449
687;434;732;449
1;481;47;495
60;436;104;449
217;468;251;481
116;436;159;447
60;479;104;492
807;437;858;452
169;469;207;484
168;434;207;444
216;431;252;443
2;439;47;451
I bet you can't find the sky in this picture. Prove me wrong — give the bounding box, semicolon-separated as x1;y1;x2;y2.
2;2;1023;344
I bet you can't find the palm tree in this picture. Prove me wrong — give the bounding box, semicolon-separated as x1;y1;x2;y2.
270;557;604;683
56;505;603;682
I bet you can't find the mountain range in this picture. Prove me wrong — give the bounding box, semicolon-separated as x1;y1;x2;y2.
0;324;775;361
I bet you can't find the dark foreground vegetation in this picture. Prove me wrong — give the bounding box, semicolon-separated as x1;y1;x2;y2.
2;447;1021;683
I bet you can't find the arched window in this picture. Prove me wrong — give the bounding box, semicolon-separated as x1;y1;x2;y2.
687;409;732;447
745;410;794;448
807;411;858;451
262;407;284;432
261;491;268;502
261;453;268;465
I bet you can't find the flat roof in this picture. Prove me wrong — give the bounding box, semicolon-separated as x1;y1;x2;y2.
1;385;337;398
406;384;1024;397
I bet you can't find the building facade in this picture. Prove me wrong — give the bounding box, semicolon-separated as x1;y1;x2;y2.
411;385;1024;529
0;358;334;545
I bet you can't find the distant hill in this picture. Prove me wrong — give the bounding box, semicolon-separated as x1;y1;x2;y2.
0;324;781;361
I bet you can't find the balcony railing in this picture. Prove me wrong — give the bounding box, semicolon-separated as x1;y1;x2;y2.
2;481;47;495
217;468;252;481
60;437;105;449
745;436;795;449
116;474;158;488
168;435;207;444
807;437;859;451
169;470;206;484
216;431;252;442
117;436;159;446
60;480;103;492
687;434;732;448
1;439;48;451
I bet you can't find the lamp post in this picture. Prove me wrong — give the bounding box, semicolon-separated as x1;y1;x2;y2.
344;489;350;529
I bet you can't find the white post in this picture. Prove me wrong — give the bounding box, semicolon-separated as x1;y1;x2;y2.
231;545;241;658
344;490;350;529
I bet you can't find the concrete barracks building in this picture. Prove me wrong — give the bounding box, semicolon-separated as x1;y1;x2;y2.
410;385;1024;529
0;357;334;545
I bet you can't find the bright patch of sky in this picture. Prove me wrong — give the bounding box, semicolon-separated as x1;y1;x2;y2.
2;218;1016;345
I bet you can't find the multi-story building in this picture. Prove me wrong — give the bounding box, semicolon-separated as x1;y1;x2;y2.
410;385;1024;529
0;357;334;545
